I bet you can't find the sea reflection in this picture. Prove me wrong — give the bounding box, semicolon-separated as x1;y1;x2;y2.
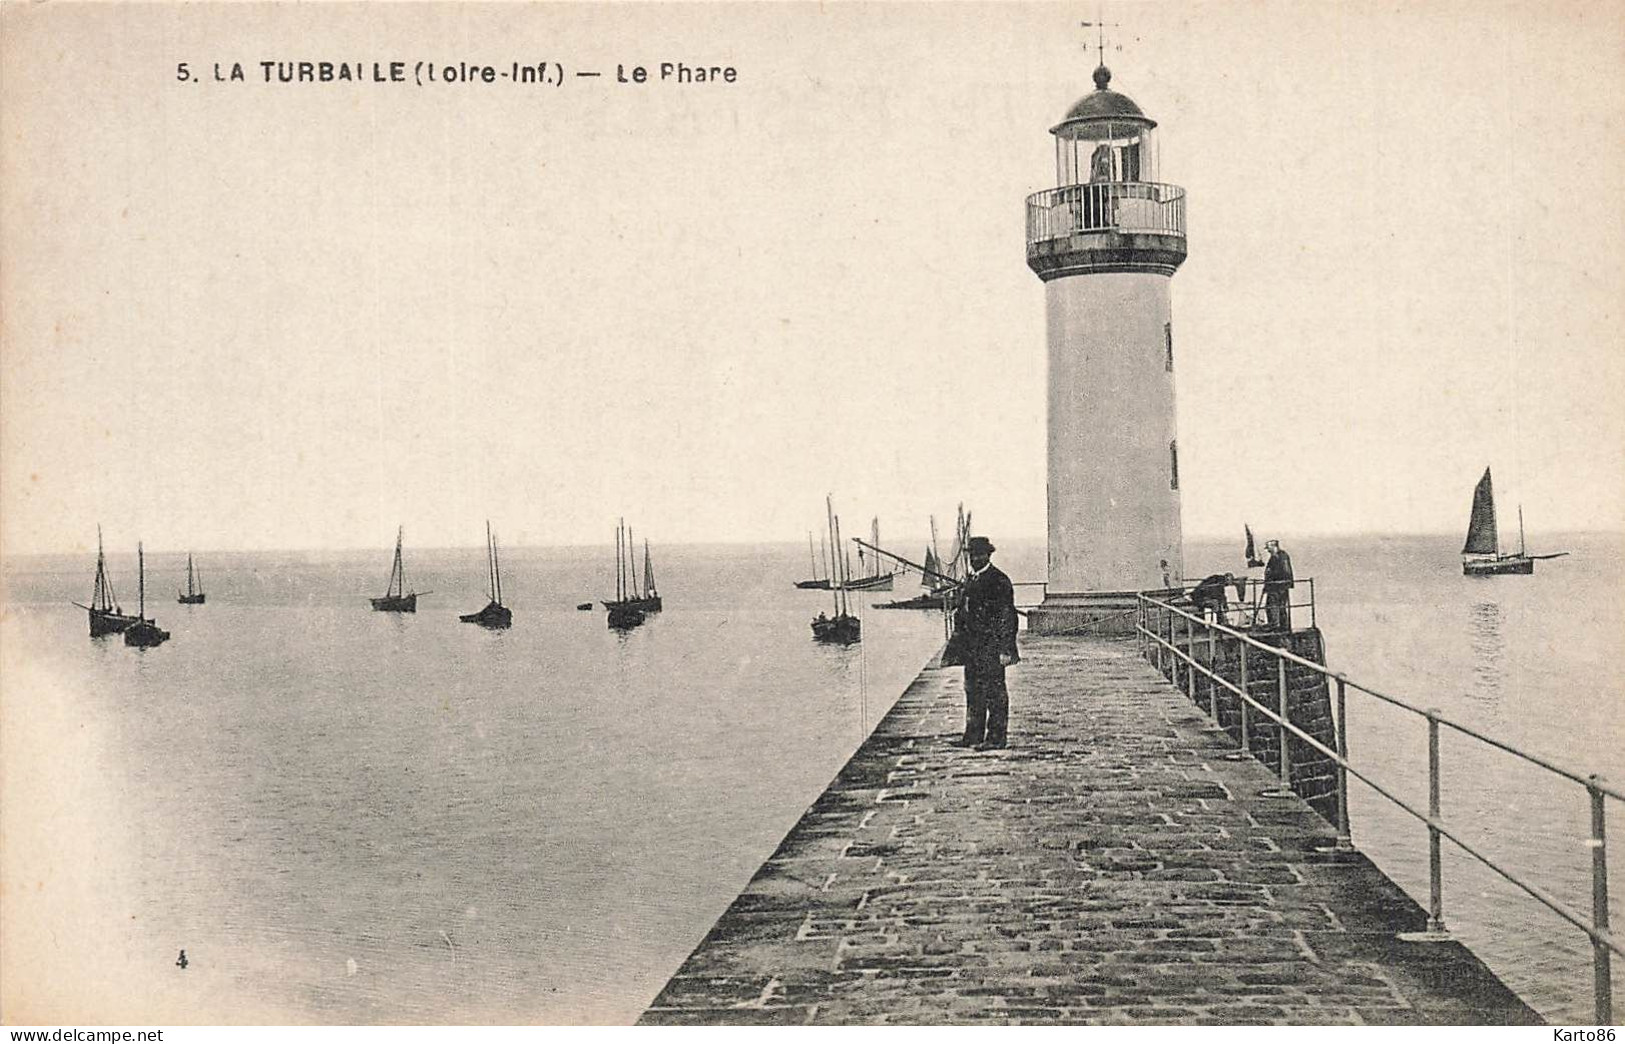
1467;601;1504;703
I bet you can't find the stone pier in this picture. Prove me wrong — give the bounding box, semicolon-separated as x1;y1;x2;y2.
639;636;1541;1026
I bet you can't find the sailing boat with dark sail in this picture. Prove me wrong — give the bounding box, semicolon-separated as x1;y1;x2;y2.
1461;467;1568;576
811;497;860;644
460;521;512;628
638;539;662;613
371;526;422;612
177;553;205;605
123;542;171;648
75;526;139;637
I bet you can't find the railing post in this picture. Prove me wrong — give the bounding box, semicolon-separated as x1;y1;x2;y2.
1171;609;1180;686
1589;776;1612;1025
1335;676;1353;851
1239;642;1251;756
1426;710;1446;934
1161;605;1170;679
1189;611;1202;699
1277;656;1291;784
1207;621;1219;723
1310;578;1317;630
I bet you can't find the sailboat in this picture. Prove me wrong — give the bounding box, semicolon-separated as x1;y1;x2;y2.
74;526;139;637
795;530;832;589
876;550;955;610
123;543;171;648
841;518;896;591
811;497;860;644
459;521;512;628
370;526;423;612
604;518;646;629
638;539;662;613
177;553;206;605
1461;467;1568;576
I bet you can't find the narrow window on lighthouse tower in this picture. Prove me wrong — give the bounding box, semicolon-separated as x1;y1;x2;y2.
1169;440;1180;490
1164;322;1174;372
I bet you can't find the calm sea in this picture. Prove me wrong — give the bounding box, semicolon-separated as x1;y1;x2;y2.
2;534;1619;1023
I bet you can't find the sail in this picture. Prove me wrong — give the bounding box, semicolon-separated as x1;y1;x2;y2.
922;547;938;588
1463;468;1499;555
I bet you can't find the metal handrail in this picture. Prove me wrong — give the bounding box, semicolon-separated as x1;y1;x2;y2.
1026;181;1187;244
1135;593;1619;1023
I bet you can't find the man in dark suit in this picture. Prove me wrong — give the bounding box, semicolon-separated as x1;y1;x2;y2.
950;536;1020;751
1263;539;1295;630
1189;572;1244;624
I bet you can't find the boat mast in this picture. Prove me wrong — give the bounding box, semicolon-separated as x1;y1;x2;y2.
493;527;503;606
870;517;880;578
389;527;406;598
1518;506;1526;557
627;526;639;600
94;526;107;611
834;512;849;617
486;521;497;602
808;531;818;582
138;541;146;621
643;539;655;596
826;495;840;616
615;519;624;602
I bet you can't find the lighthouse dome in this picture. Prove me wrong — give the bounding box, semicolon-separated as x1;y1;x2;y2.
1051;65;1157;140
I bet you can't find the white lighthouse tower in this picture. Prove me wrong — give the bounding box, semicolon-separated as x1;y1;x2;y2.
1025;62;1188;633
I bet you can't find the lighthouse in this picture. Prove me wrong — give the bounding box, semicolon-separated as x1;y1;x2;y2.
1025;63;1188;633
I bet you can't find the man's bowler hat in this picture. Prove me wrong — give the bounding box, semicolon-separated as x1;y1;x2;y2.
967;537;996;554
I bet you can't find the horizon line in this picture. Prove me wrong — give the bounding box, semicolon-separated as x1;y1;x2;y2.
5;527;1621;559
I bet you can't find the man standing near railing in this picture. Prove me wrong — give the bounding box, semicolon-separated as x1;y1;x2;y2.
949;536;1020;751
1264;539;1295;630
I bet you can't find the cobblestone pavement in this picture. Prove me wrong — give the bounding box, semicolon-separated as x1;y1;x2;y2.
640;636;1542;1025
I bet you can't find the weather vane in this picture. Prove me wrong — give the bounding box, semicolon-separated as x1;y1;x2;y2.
1080;15;1119;68
1081;7;1139;69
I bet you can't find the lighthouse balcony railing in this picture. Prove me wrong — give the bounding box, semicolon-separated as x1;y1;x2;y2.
1135;591;1621;1024
1025;182;1186;245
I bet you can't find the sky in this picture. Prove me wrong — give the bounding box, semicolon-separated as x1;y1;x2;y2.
2;1;1621;556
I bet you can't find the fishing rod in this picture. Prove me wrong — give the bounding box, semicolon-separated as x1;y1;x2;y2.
850;537;1041;618
851;537;962;589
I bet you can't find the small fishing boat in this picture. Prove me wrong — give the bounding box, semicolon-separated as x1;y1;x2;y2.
74;526;139;637
576;602;593;611
812;497;860;644
177;553;206;605
876;590;953;611
874;529;960;610
123;543;171;648
841;517;896;591
371;526;424;612
1461;467;1568;576
459;521;512;628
